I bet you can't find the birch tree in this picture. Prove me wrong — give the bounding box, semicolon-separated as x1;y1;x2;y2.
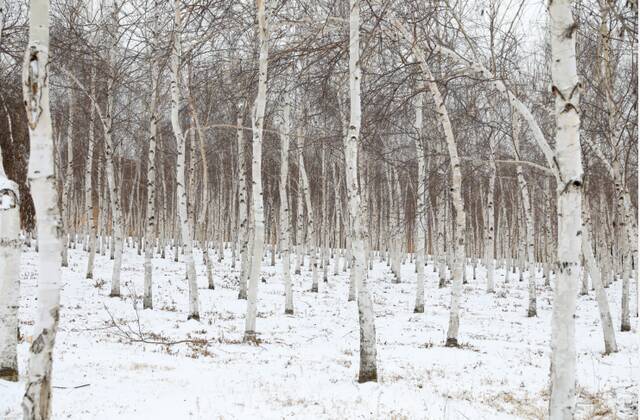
22;0;64;417
103;0;125;297
170;0;199;320
143;0;160;309
485;153;496;293
297;127;317;292
0;145;21;382
60;90;73;267
85;69;96;279
548;0;583;417
511;106;537;317
347;0;377;382
413;80;426;314
280;90;293;314
244;0;268;342
237;101;249;300
582;200;617;354
393;20;467;347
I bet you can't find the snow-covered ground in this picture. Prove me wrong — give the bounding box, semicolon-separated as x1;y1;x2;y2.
0;244;637;419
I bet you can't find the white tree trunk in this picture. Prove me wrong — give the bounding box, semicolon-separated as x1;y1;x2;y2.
332;162;343;276
104;2;124;297
22;0;63;416
485;156;496;293
348;0;377;382
436;198;447;288
187;83;213;289
280;94;293;314
394;22;466;346
85;69;97;279
413;83;426;313
61;89;74;268
516;163;537;317
548;1;583;417
321;144;329;283
582;202;617;354
244;0;268;342
297;127;317;292
512;109;537;317
613;160;632;332
295;163;304;275
0;151;21;382
237;110;249;299
170;0;199;320
143;8;159;309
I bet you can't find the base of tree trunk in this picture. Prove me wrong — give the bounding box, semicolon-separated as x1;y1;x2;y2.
208;285;215;290
86;272;93;279
310;285;318;292
621;324;631;332
438;279;446;288
187;313;200;321
527;308;537;317
0;367;18;382
358;370;377;383
284;308;294;315
143;300;152;310
109;291;120;298
414;305;424;313
238;290;247;300
243;331;258;343
445;337;459;347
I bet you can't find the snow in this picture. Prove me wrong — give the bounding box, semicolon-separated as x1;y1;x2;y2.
1;244;637;419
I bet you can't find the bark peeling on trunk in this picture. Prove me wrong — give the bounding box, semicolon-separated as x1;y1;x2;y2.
548;1;583;418
22;0;64;418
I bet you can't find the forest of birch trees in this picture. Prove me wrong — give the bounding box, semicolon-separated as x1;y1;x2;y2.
0;0;637;419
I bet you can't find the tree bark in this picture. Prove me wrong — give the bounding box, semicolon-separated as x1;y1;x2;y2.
0;149;21;382
394;21;466;347
582;201;617;354
85;69;97;279
244;0;268;342
143;5;159;309
413;82;426;313
280;93;293;314
60;89;74;268
170;0;199;320
548;1;583;417
348;0;377;383
22;0;64;416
